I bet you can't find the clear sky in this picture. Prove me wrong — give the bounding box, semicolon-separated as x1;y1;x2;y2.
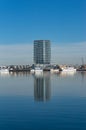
0;0;86;65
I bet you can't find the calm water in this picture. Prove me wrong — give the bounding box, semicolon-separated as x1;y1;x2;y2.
0;71;86;130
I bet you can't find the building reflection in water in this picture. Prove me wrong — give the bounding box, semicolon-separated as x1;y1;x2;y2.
34;72;51;102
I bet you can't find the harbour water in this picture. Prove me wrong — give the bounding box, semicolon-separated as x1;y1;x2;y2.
0;71;86;130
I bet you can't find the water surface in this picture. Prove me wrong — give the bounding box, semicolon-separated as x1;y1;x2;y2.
0;71;86;130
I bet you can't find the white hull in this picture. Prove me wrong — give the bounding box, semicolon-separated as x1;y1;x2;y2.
0;69;9;73
50;69;59;73
30;69;35;73
30;67;43;74
34;67;43;74
35;70;43;74
62;67;76;72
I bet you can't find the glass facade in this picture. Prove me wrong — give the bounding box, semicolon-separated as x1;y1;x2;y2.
34;40;51;64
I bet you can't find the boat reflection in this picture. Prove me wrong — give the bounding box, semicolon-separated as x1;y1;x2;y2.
34;72;51;102
9;71;30;77
60;71;76;77
0;72;10;77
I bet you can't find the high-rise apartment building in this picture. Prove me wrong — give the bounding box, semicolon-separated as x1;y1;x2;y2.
34;40;51;64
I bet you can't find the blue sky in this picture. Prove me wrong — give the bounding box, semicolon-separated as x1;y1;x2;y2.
0;0;86;64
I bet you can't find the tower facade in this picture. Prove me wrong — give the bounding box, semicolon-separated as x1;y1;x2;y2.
34;40;51;64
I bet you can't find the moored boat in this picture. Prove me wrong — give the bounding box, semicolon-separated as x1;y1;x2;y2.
62;67;76;72
0;68;9;73
50;68;59;73
34;67;43;74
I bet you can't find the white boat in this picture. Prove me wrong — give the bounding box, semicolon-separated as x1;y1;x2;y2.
50;69;59;73
62;67;76;72
0;68;9;73
30;69;35;73
30;67;43;74
34;67;43;74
